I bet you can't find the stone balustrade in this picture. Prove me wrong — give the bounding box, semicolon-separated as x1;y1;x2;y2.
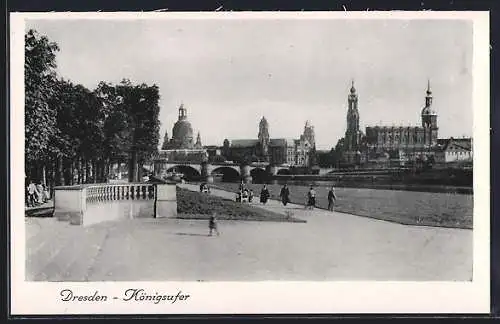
53;183;176;226
85;184;155;203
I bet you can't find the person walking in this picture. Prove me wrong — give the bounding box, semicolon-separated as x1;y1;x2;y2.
260;185;270;205
307;186;316;210
27;180;37;207
43;184;51;201
238;180;246;192
208;212;220;236
36;182;46;204
279;184;290;206
328;186;337;211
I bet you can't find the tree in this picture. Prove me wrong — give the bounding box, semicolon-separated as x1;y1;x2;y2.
25;29;60;181
47;80;107;185
95;81;134;164
127;82;161;182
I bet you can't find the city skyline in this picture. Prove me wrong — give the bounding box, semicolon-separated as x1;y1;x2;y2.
26;17;473;150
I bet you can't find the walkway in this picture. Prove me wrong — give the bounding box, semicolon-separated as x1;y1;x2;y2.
25;200;54;217
25;184;472;281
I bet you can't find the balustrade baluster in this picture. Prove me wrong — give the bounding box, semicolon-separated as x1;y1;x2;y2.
121;186;125;200
125;186;129;200
113;186;117;200
130;185;135;199
136;186;141;200
142;186;146;199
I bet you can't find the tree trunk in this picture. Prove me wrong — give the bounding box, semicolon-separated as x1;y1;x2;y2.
95;159;102;183
76;158;81;184
85;159;91;184
57;156;64;186
129;151;138;183
92;160;97;183
50;159;56;189
137;158;144;181
69;159;75;185
100;159;106;183
42;164;47;186
104;158;110;183
82;158;88;184
62;159;69;185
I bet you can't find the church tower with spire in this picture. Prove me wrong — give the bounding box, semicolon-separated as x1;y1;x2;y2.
344;80;363;164
258;116;270;161
421;80;438;146
303;120;316;148
195;131;202;149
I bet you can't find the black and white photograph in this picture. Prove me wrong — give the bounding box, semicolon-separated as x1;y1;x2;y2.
11;11;490;314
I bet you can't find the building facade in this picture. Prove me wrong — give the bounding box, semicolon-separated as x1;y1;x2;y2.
435;138;473;164
342;80;448;167
224;117;314;167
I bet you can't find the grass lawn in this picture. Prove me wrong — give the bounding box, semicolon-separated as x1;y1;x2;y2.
176;187;305;223
210;183;473;229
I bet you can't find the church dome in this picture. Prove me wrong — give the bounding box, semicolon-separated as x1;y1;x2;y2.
421;106;436;115
172;119;194;143
169;103;194;148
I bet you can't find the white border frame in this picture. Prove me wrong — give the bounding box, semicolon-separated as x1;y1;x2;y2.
10;11;490;315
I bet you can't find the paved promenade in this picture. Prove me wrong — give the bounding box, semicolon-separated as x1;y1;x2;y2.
25;184;472;281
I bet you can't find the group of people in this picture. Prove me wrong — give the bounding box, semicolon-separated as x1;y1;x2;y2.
209;182;339;237
261;183;337;211
238;181;255;202
26;180;50;207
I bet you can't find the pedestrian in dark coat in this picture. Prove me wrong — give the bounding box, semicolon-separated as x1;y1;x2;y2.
260;185;270;204
307;186;316;210
328;186;337;211
209;212;220;236
279;184;290;206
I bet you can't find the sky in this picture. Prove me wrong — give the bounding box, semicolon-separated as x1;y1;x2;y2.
26;17;473;150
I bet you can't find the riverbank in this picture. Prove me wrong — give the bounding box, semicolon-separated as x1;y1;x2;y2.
176;187;305;223
209;183;473;229
268;176;472;194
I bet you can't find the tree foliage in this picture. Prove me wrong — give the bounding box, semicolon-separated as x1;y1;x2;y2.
25;29;162;185
25;29;60;163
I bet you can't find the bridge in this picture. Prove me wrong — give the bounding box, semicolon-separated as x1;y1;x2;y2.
148;150;296;183
152;161;295;183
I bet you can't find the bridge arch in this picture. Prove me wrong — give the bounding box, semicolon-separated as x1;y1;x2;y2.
276;168;292;175
211;166;241;182
166;165;201;180
250;167;267;183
